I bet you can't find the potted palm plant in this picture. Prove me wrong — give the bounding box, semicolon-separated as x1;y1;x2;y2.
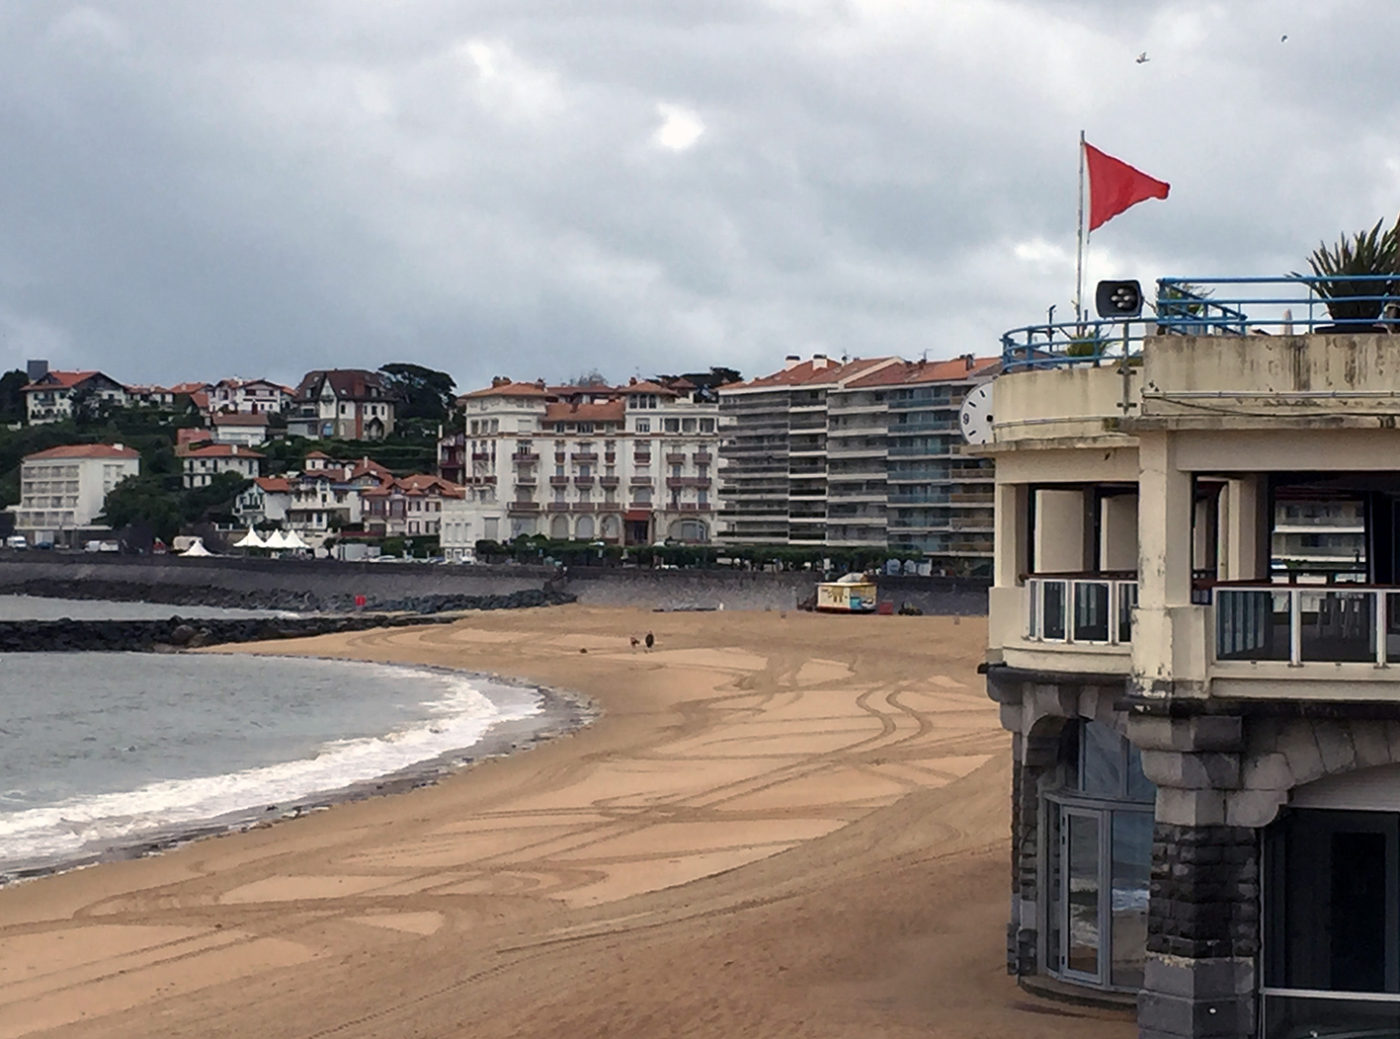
1301;217;1400;328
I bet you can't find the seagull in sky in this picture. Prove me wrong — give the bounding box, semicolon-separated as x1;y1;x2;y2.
1135;51;1150;63
1281;34;1288;42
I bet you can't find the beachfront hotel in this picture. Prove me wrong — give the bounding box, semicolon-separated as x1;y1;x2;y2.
717;353;999;574
438;377;720;555
979;277;1400;1038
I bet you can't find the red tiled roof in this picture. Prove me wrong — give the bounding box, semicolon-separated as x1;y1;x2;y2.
212;412;270;426
304;450;332;459
25;443;140;461
842;355;1002;388
458;380;553;401
169;381;211;394
543;401;626;424
182;444;266;459
254;477;292;493
293;369;392;402
618;380;679;397
190;391;210;410
723;357;899;391
22;370;100;392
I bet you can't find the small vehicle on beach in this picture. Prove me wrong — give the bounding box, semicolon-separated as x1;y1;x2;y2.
814;573;878;613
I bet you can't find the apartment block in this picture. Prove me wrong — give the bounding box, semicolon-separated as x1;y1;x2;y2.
717;353;997;572
9;443;140;546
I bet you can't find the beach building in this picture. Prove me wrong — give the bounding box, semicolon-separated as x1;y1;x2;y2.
21;362;130;424
716;354;997;573
181;443;264;489
981;276;1400;1038
8;443;140;546
438;377;719;559
361;474;464;539
287;369;397;440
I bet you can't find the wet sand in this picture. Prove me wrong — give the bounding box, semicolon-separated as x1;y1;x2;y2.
0;605;1134;1038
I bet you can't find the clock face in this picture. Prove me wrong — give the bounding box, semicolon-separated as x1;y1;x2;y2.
959;381;994;445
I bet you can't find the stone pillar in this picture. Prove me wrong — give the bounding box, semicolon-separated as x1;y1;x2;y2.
1132;712;1257;1039
1132;433;1198;698
1223;476;1266;583
1139;825;1258;1039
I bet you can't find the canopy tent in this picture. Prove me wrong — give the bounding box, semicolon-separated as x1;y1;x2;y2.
233;528;266;549
179;538;213;557
280;529;310;551
263;529;290;550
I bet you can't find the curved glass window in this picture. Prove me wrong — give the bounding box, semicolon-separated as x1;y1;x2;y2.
1044;720;1155;991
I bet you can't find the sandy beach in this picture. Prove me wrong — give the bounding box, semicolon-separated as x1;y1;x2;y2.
0;605;1134;1038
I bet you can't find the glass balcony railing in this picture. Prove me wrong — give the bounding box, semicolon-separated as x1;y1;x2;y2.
1215;585;1400;665
1026;577;1138;645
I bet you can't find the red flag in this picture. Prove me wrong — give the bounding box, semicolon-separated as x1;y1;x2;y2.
1085;142;1170;231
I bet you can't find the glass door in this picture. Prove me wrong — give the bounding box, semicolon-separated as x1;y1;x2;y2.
1062;807;1104;984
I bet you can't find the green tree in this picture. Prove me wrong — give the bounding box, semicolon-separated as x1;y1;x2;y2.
100;474;183;543
0;369;27;424
181;471;250;526
378;363;456;423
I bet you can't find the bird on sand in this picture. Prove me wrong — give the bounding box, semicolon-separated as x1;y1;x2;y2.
630;636;640;650
1135;51;1149;63
644;631;655;651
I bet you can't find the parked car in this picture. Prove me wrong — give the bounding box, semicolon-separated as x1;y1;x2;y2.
4;535;26;550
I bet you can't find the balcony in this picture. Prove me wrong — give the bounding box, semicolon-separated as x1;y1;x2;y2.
549;476;570;487
630;476;653;486
667;477;711;489
546;502;570;512
667;453;686;465
627;501;653;511
693;452;712;464
1025;576;1139;645
471;451;493;461
512;452;539;464
573;476;594;486
573;452;598;464
599;475;620;487
508;501;540;513
1215;586;1400;666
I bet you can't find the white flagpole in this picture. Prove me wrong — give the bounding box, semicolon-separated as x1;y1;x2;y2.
1074;130;1086;326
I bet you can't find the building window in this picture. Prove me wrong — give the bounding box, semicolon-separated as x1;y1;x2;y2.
700;418;715;432
1043;720;1154;992
664;418;680;433
636;419;650;433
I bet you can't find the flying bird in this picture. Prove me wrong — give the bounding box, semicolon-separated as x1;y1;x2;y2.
1281;34;1288;42
1135;51;1149;63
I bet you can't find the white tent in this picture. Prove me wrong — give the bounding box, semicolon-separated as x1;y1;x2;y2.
180;538;213;557
280;529;310;551
263;529;290;550
233;528;266;549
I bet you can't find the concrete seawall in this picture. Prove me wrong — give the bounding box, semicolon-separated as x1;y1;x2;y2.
0;554;988;614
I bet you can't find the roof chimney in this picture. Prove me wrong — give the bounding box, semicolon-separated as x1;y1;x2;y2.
783;355;801;370
963;353;975;370
812;353;830;370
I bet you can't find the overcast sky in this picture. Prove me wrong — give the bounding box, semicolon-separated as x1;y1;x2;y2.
2;1;1397;392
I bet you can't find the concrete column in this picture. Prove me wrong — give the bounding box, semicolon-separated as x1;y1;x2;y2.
994;483;1030;587
1101;494;1139;572
1224;476;1266;583
1138;433;1192;609
1034;488;1086;573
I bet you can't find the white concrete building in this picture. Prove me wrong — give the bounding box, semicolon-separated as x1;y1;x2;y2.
210;412;270;447
982;278;1400;1037
438;378;719;560
182;444;264;488
717;353;998;572
22;369;129;424
208;378;294;415
9;443;140;546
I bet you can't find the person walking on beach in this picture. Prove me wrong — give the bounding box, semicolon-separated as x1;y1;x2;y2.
644;631;655;651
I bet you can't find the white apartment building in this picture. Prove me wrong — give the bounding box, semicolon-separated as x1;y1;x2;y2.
438;378;719;559
210;412;270;447
717;353;997;572
182;444;264;489
9;443;140;546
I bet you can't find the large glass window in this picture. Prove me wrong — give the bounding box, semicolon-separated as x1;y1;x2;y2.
1263;809;1400;1037
1044;721;1155;992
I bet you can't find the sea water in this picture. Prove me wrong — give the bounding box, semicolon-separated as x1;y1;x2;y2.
0;651;542;878
0;593;290;621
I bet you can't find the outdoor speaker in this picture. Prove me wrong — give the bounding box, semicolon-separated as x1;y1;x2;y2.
1095;279;1143;318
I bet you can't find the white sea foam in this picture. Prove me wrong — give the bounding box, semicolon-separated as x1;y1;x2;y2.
0;669;540;871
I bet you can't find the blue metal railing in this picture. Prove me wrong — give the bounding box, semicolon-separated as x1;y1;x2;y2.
1001;274;1400;372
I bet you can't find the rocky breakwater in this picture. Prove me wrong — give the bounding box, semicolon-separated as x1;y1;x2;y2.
0;588;576;653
